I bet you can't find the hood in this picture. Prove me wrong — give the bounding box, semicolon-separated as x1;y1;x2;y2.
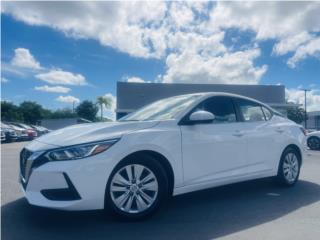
308;131;320;137
26;121;159;151
10;126;25;131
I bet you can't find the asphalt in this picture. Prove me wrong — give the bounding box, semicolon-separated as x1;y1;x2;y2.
1;141;320;240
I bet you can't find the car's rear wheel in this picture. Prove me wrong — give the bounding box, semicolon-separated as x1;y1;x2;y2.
276;147;301;186
307;136;320;150
105;155;168;220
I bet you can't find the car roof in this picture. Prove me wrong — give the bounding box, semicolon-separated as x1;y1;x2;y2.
8;122;30;129
177;92;274;109
1;122;11;128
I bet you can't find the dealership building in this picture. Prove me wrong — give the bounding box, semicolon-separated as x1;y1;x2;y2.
116;82;294;119
307;111;320;130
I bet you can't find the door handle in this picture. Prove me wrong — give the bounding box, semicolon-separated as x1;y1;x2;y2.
276;128;284;133
233;131;244;137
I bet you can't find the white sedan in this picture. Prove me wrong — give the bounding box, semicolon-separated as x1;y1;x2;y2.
307;131;320;150
20;92;306;219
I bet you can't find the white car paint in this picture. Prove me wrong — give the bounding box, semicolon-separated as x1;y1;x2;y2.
21;92;307;211
307;131;320;150
308;131;320;138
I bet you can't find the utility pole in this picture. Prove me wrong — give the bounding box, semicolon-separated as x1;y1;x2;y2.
302;89;310;129
72;101;75;113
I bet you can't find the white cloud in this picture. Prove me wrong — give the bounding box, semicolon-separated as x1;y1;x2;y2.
210;2;320;40
286;88;320;112
160;30;257;84
35;69;87;85
126;76;145;83
1;63;26;76
1;2;225;60
56;95;80;104
287;37;320;68
163;48;267;85
34;85;71;93
169;2;194;28
7;48;89;87
1;77;9;83
3;1;320;80
209;2;320;67
272;32;312;56
11;48;41;69
2;1;168;59
167;31;226;56
1;1;266;85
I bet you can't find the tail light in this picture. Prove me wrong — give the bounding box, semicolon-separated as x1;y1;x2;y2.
26;129;37;136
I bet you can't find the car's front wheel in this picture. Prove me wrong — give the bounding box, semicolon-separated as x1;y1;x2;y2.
105;155;168;220
307;136;320;150
276;147;301;186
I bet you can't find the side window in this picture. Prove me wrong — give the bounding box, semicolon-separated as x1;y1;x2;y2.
198;97;237;123
262;106;272;120
237;99;266;122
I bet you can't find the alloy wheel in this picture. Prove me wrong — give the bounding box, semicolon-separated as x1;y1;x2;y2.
110;164;159;214
308;137;320;150
283;152;299;183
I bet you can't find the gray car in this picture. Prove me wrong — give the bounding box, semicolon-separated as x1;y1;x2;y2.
1;123;18;143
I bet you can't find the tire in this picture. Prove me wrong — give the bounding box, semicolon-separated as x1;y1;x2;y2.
276;147;301;186
307;136;320;150
105;154;169;220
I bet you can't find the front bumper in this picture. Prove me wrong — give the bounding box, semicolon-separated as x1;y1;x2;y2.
19;135;30;140
20;149;118;211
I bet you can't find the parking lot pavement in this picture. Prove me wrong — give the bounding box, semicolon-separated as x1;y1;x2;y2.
1;142;320;240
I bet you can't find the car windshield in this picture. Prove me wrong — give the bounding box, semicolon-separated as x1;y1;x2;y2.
119;94;202;121
18;123;30;129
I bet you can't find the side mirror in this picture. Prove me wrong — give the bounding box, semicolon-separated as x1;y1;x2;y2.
188;110;215;124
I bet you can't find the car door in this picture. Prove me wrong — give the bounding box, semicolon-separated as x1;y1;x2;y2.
180;96;248;186
234;98;277;174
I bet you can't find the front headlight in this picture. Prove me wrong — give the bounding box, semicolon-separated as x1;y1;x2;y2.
45;139;119;161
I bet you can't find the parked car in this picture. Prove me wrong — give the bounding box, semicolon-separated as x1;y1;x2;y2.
307;131;320;150
9;123;37;140
7;124;30;141
31;125;50;136
1;122;18;143
20;93;306;219
1;129;6;142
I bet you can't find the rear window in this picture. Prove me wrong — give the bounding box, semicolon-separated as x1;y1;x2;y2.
237;99;266;122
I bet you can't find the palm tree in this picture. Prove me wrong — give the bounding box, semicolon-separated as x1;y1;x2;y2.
96;96;112;121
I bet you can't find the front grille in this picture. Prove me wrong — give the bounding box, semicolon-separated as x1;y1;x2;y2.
20;148;33;180
9;132;17;137
20;149;49;189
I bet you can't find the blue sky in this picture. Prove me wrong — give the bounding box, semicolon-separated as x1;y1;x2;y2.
1;15;164;110
1;1;320;115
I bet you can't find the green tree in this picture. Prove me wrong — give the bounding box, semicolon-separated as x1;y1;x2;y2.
76;100;98;121
19;101;47;124
96;96;112;121
41;108;53;119
287;106;306;124
1;101;23;122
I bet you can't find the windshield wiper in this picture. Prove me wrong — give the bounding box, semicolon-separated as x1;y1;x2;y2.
119;119;140;122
